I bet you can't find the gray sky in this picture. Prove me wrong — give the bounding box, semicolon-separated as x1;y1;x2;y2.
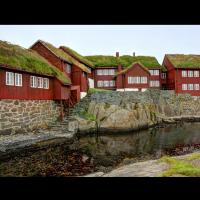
0;25;200;64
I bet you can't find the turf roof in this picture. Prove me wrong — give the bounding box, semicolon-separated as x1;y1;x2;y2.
37;40;91;73
0;40;71;85
60;46;94;68
85;55;161;69
165;54;200;69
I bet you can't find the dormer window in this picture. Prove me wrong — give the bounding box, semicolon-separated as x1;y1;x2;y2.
65;63;71;74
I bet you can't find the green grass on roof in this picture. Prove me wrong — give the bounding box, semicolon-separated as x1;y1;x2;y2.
60;46;94;67
85;55;161;69
166;54;200;68
0;40;71;85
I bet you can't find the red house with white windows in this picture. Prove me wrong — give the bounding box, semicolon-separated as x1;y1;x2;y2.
0;40;71;101
30;40;93;102
163;54;200;96
85;52;166;91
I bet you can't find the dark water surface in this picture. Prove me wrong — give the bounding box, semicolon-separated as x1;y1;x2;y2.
1;122;200;176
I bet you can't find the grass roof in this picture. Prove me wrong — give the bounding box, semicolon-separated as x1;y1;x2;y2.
85;55;161;69
37;40;91;73
0;40;71;85
166;54;200;69
60;46;94;68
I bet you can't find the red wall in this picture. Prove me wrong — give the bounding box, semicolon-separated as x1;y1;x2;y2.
0;68;54;100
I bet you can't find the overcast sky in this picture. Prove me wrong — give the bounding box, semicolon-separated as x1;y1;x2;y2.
0;25;200;64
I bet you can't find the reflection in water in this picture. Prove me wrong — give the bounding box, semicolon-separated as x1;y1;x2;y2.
78;122;200;159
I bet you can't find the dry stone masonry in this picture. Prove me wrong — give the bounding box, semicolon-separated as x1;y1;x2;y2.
0;100;61;135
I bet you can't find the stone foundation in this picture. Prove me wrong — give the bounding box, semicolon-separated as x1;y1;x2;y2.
0;100;61;135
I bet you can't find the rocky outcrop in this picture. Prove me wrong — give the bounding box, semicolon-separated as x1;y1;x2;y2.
72;90;200;134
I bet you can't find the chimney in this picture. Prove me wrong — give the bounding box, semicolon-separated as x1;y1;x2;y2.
133;52;135;57
116;52;119;57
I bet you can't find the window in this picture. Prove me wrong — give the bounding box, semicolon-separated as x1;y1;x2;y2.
182;70;187;77
6;72;14;86
37;77;43;88
188;71;193;77
102;69;109;75
182;84;187;90
97;69;103;75
97;81;103;87
104;80;109;87
194;71;199;77
149;70;154;76
15;73;22;87
141;77;147;84
194;84;199;90
30;76;37;88
188;84;193;90
150;80;160;87
65;63;71;73
43;78;49;89
109;80;115;87
108;69;115;75
83;72;86;77
154;70;159;76
161;73;166;79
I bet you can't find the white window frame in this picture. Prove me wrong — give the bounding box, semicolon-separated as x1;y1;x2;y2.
194;84;200;90
188;84;193;90
141;77;147;84
43;78;49;89
15;73;22;87
109;80;115;87
182;84;187;91
104;80;109;87
30;76;37;88
194;71;199;77
37;77;43;88
6;72;14;86
161;73;166;79
182;70;187;77
97;69;103;75
154;70;159;76
97;80;103;87
65;63;71;74
188;70;193;77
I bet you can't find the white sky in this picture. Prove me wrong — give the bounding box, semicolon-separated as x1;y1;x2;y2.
0;25;200;64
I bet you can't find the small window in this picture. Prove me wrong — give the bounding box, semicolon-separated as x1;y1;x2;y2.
43;78;49;89
103;69;109;75
182;84;187;90
188;84;193;90
97;80;103;87
97;69;103;75
37;77;43;88
194;84;199;90
194;71;199;77
188;71;193;77
161;73;166;79
15;73;22;87
150;80;160;87
141;77;147;84
30;76;37;88
109;80;115;87
154;70;159;76
6;72;14;86
149;70;154;76
104;80;109;87
65;63;71;74
182;70;187;77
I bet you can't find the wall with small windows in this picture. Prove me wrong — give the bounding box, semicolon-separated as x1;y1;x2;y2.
0;68;54;100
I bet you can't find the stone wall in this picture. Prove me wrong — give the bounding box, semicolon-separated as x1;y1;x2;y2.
0;100;61;135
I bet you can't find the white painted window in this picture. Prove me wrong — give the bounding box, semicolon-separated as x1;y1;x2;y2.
102;69;108;75
188;84;193;90
104;80;109;87
182;70;187;77
194;84;200;90
65;63;71;73
37;77;43;88
154;70;159;76
30;76;37;88
109;80;115;87
161;73;166;79
97;69;103;75
141;77;147;84
182;84;187;90
97;80;103;87
108;69;115;75
149;70;154;76
194;71;199;77
150;80;160;87
15;73;22;87
6;72;14;86
136;77;140;83
43;78;49;89
188;70;193;77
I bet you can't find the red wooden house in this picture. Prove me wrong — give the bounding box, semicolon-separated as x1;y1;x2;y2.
0;40;71;101
163;54;200;96
85;52;165;91
30;40;93;102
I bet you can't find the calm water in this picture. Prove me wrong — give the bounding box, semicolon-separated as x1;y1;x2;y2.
77;122;200;160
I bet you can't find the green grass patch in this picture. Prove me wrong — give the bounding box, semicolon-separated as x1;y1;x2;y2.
80;111;96;121
160;156;200;177
186;153;200;161
88;88;112;94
